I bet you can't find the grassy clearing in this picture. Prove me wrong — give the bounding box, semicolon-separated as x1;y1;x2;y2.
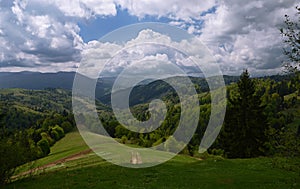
9;132;300;189
15;131;89;174
43;132;89;164
8;156;300;189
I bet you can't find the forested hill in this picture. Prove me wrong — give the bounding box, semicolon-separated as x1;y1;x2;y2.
0;71;292;105
0;71;299;185
0;72;297;131
0;88;72;131
0;72;115;98
0;88;111;131
99;74;292;106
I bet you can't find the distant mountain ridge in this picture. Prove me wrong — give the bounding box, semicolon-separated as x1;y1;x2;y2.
0;72;115;98
0;71;241;90
0;72;76;90
99;75;241;106
0;71;291;106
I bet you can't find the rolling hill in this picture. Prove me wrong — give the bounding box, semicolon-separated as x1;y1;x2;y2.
7;131;300;189
1;72;299;188
0;72;115;98
0;71;291;107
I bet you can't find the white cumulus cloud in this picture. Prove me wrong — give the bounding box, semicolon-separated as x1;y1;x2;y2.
199;0;299;75
0;0;298;76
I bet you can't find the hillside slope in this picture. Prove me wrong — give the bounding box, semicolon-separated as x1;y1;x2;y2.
8;132;300;189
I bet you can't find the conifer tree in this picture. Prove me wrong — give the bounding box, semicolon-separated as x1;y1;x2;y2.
221;70;268;158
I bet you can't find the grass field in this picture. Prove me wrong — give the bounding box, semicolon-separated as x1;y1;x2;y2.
14;131;90;175
8;132;300;189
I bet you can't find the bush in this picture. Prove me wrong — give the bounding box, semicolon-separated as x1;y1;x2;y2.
164;136;184;153
61;121;73;133
152;138;164;146
40;132;54;146
210;148;224;156
121;136;127;144
37;139;50;156
194;151;211;160
50;130;60;141
115;125;129;138
52;125;65;140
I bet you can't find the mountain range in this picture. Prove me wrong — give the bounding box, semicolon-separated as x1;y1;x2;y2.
0;71;290;106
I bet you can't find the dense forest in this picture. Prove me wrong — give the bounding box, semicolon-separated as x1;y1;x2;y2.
97;71;300;158
0;89;76;184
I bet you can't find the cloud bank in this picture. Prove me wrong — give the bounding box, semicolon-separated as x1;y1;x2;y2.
0;0;298;75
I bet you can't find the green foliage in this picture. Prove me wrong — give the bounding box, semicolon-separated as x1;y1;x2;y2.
280;6;300;96
40;132;54;146
114;125;129;138
0;88;78;187
0;88;75;132
1;72;300;187
0;139;22;185
52;125;65;139
61;121;73;133
280;6;300;70
220;70;269;158
0;131;39;186
100;71;300;158
3;77;300;189
164;136;185;153
37;139;50;157
152;137;164;148
120;135;127;144
210;148;224;156
50;130;60;141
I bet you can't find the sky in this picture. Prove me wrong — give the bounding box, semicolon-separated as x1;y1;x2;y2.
0;0;298;76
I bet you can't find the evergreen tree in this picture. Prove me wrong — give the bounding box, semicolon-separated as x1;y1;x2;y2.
280;6;300;95
221;70;268;158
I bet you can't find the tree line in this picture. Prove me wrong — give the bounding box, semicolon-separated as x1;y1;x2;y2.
96;70;299;158
0;89;75;186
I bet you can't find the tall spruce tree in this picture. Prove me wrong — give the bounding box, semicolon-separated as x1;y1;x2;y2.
221;70;268;158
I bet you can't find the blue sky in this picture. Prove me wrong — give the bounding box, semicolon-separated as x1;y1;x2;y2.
78;8;175;42
0;0;298;75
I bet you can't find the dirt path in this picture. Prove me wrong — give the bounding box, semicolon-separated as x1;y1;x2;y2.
12;149;92;180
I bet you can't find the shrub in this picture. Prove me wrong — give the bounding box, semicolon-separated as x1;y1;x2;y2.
61;121;73;133
210;148;224;156
40;132;54;146
121;136;127;144
164;136;184;153
37;139;50;156
50;130;60;141
52;125;65;139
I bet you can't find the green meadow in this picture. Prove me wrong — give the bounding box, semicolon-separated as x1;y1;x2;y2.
8;132;300;189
